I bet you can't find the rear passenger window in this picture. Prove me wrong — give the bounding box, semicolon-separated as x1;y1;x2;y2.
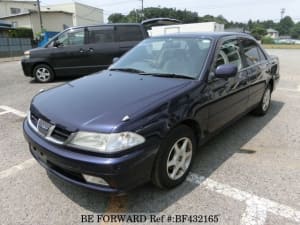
242;39;265;66
88;26;114;43
116;26;143;42
257;47;267;61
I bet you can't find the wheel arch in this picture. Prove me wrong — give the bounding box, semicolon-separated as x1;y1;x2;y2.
269;78;274;93
169;119;202;148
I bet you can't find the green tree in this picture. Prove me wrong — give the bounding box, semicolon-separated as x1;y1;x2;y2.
108;7;199;23
8;27;33;38
291;22;300;38
108;13;128;23
261;36;274;44
276;16;294;35
261;20;276;29
142;7;198;23
247;19;254;30
250;24;267;40
107;8;298;38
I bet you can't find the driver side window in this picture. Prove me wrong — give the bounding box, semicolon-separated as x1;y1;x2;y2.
210;39;242;80
56;28;85;46
217;39;242;70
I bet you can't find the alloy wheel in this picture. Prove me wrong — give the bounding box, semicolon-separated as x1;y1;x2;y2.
36;68;51;82
166;137;193;180
262;88;271;111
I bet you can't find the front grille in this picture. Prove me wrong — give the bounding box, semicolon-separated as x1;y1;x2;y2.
51;126;71;142
30;113;38;127
30;111;71;143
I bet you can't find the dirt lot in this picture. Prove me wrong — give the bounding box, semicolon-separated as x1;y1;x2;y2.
0;49;299;225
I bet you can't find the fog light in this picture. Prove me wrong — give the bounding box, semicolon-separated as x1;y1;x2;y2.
82;174;109;186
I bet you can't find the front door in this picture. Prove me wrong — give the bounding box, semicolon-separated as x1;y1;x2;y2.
206;38;249;133
47;28;90;76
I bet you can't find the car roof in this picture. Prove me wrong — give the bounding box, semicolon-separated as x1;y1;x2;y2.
151;32;255;40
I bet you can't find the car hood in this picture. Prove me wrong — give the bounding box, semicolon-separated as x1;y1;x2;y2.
27;47;47;56
31;70;193;133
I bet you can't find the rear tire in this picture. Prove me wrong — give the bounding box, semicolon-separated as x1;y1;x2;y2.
151;125;196;189
33;64;54;83
252;84;272;116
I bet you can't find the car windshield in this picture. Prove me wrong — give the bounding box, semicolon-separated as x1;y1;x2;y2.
109;37;212;79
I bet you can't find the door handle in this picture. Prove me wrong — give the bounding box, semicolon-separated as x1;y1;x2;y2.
79;48;85;53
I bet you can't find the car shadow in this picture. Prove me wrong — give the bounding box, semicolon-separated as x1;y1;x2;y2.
29;76;76;84
28;71;106;84
48;100;284;213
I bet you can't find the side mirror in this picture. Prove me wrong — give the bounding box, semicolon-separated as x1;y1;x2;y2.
112;57;119;64
215;64;238;79
53;40;63;47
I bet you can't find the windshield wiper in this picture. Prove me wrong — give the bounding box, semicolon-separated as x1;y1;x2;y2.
109;68;195;80
109;68;145;73
139;73;195;80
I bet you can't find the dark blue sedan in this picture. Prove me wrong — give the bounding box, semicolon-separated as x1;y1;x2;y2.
23;33;280;193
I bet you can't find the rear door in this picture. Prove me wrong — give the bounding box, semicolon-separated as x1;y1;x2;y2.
84;25;119;73
206;38;249;133
240;38;268;108
47;28;90;76
115;25;144;56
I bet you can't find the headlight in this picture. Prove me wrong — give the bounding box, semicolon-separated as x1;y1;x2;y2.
68;131;145;153
24;50;30;59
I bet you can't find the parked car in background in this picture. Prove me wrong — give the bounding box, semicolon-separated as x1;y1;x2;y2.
23;33;279;193
21;18;180;82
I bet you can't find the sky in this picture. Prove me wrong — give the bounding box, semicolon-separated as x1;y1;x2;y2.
42;0;300;23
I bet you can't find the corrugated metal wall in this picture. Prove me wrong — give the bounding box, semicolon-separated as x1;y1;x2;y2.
0;37;32;57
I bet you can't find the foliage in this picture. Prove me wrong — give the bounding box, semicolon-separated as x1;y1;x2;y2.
108;8;300;39
108;13;128;23
109;7;199;23
276;16;294;35
8;27;33;38
291;22;300;39
250;24;267;40
261;36;275;44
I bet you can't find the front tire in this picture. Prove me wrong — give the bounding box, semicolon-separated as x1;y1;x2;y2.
33;64;54;83
252;84;272;116
151;125;196;189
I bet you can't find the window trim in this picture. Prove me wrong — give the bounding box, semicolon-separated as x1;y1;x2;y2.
208;36;244;81
115;25;144;42
48;28;88;47
239;37;267;69
87;25;115;44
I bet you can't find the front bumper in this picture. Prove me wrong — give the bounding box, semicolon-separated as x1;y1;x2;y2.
21;58;34;77
23;119;160;193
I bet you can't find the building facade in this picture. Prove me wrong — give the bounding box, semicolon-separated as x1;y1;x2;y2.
266;28;279;39
0;1;104;36
0;11;74;36
42;2;104;26
0;0;37;18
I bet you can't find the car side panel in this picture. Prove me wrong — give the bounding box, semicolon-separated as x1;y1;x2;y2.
206;70;249;133
246;63;267;108
83;42;119;73
47;45;92;76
